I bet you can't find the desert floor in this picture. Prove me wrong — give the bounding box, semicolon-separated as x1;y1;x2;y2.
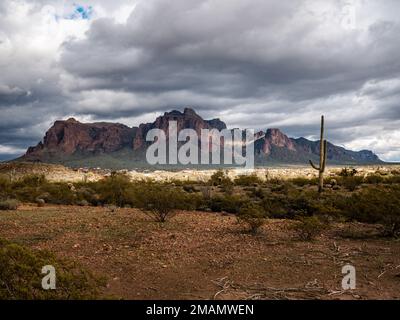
1;204;399;300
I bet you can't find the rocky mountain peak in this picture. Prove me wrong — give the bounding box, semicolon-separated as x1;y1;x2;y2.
21;108;382;166
262;128;296;154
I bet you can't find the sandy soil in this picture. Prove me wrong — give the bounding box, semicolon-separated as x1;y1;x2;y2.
1;205;399;300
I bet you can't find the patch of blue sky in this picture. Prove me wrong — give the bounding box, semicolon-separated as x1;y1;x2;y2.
64;4;94;20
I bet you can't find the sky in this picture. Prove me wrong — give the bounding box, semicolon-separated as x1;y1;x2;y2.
0;0;399;162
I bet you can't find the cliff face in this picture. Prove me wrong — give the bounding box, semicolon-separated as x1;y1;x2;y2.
25;118;137;160
133;108;227;150
261;129;296;155
22;108;382;167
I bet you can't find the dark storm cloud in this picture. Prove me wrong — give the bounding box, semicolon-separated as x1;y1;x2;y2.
1;0;400;161
62;1;400;101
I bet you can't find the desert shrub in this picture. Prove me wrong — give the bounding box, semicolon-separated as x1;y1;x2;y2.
249;187;265;199
338;186;400;238
208;170;232;186
364;174;384;184
338;176;363;191
339;168;358;177
199;186;212;200
0;238;104;299
237;203;267;234
234;174;263;186
75;187;99;206
261;195;288;218
266;177;283;185
261;190;340;220
168;179;201;187
290;177;318;187
41;183;76;205
182;185;199;193
220;183;234;195
208;194;247;214
10;175;47;203
0;174;11;197
386;175;400;184
0;199;20;211
270;181;294;194
93;173;134;207
12;186;42;203
14;174;47;188
135;184;189;222
290;216;328;241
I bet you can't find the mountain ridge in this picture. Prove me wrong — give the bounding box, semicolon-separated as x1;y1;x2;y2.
18;108;382;168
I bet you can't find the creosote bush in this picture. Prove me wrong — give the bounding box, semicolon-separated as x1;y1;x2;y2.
0;199;20;211
234;174;263;186
135;183;191;222
0;238;104;299
237;203;267;234
289;216;328;241
338;186;400;238
208;194;247;214
208;170;232;187
92;173;135;207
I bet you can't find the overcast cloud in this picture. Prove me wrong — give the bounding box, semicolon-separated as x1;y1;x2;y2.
0;0;399;161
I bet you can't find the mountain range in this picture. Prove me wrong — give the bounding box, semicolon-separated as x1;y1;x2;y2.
17;108;382;169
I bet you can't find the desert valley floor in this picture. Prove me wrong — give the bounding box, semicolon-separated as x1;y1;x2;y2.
1;204;399;300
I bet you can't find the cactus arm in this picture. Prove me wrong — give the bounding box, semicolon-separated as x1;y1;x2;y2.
309;160;320;171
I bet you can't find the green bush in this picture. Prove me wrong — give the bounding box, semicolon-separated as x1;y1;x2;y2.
41;183;76;205
0;199;20;211
269;181;294;194
338;176;363;191
14;174;47;188
135;184;190;222
290;177;318;187
364;174;384;184
234;174;263;186
0;238;104;299
386;175;400;184
237;203;267;234
93;173;135;207
261;195;288;218
0;174;11;197
208;194;247;214
290;216;328;241
338;187;400;238
208;170;232;187
76;187;99;206
339;168;358;177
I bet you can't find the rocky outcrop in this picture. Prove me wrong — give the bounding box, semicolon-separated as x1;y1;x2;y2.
25;118;137;160
21;108;382;166
261;128;296;155
133;108;227;150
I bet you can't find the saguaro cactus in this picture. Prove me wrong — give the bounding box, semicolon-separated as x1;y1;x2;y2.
309;116;327;193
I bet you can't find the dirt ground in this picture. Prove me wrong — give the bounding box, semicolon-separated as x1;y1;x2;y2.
1;204;399;300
